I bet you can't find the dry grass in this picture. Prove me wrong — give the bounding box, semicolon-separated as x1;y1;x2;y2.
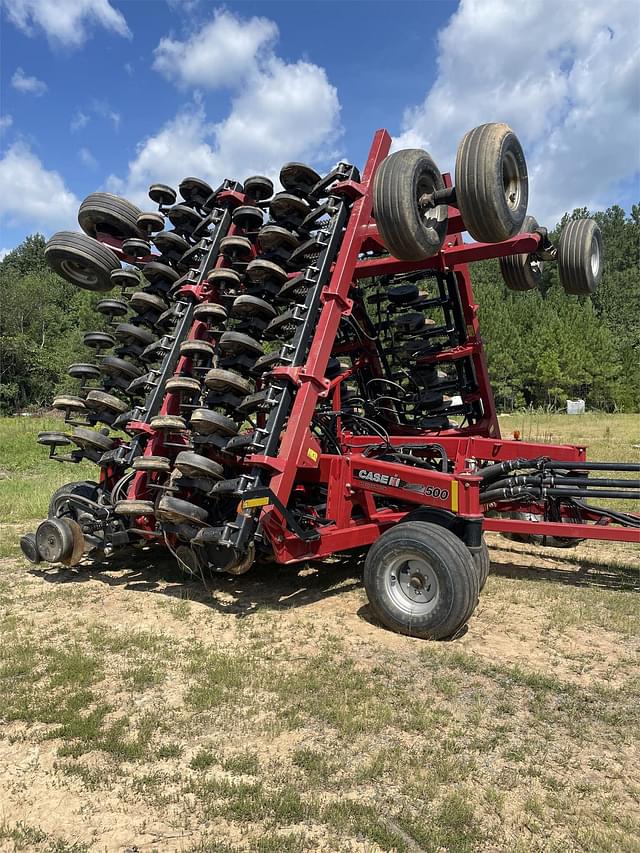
0;412;638;852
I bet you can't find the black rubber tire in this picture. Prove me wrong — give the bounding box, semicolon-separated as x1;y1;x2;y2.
455;123;528;243
179;340;215;359
78;192;142;240
191;409;238;436
129;291;167;314
53;397;87;416
114;323;156;346
100;356;143;380
70;427;115;452
156;496;208;524
165;377;202;397
48;481;100;518
243;175;274;202
167;204;202;231
143;261;180;285
110;269;141;290
68;363;100;380
45;231;121;292
115;500;155;516
175;451;224;480
557;219;603;295
230;295;276;320
245;259;288;285
84;331;116;350
258;225;300;253
85;390;128;414
279;162;321;196
218;332;263;356
499;215;543;291
232;205;264;231
179;177;213;208
269;192;309;223
96;298;129;317
194;303;228;323
149;184;177;206
137;212;165;234
373;149;448;261
121;237;151;258
132;456;171;473
204;368;252;395
220;235;253;260
153;230;189;258
150;415;187;431
364;521;478;640
472;540;491;591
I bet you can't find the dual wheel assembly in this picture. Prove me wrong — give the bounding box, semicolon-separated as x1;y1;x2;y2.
20;121;610;642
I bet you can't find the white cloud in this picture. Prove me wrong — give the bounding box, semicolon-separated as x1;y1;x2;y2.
109;13;341;207
79;147;97;168
11;67;47;96
0;115;13;133
153;8;278;89
394;0;640;226
92;99;121;131
2;0;131;47
0;142;79;232
70;110;90;132
0;248;10;261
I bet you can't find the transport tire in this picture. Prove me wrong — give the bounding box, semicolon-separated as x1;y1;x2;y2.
455;123;528;243
364;521;478;639
78;192;142;239
472;539;491;590
557;218;603;295
499;215;543;291
373;149;448;261
45;231;121;292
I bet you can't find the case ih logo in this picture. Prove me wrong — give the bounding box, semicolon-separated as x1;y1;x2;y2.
355;469;401;488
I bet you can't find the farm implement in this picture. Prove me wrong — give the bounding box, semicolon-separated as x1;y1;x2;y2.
21;123;640;639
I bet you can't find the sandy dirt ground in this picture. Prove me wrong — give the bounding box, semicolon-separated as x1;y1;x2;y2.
0;533;638;853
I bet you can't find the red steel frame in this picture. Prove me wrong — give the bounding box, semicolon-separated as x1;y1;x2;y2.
93;130;639;563
243;130;639;559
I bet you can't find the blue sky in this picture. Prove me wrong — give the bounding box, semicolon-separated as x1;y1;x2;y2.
1;0;638;256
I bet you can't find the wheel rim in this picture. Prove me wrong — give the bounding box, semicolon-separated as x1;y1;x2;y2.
60;258;98;287
590;235;600;276
417;174;447;242
385;553;440;616
502;150;521;211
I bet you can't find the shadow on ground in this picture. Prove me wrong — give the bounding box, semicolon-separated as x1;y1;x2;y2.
30;545;366;618
29;538;639;624
489;555;640;592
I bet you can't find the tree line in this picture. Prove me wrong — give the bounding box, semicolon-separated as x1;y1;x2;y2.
0;204;638;414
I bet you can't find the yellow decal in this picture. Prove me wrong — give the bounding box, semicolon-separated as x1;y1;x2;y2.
241;496;270;510
306;447;319;462
451;480;459;512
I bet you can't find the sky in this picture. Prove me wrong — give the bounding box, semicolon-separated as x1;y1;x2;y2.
0;0;638;258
